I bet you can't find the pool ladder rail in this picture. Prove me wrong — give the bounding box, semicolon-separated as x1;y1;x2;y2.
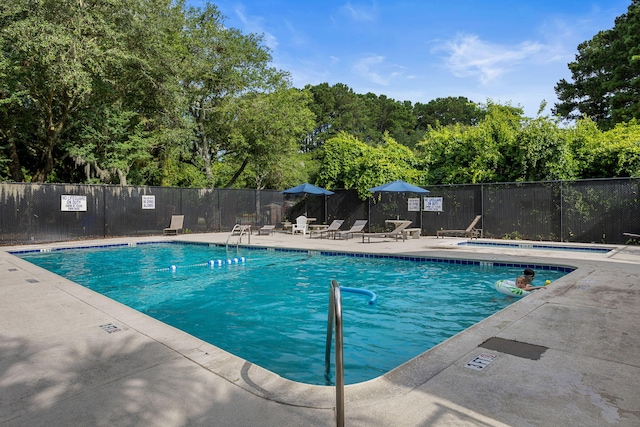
326;280;345;427
325;281;377;427
225;224;251;250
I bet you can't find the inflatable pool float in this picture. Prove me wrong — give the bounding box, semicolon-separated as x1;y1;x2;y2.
493;279;531;297
340;286;377;305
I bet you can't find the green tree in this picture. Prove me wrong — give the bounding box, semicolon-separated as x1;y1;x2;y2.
418;102;579;184
303;83;370;151
316;132;368;190
517;115;578;182
554;0;640;129
354;132;422;196
570;118;640;178
418;103;523;184
222;88;315;189
0;0;183;183
180;4;290;186
414;96;486;129
360;94;418;146
317;132;420;199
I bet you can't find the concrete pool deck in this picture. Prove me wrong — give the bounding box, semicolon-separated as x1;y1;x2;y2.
1;233;639;426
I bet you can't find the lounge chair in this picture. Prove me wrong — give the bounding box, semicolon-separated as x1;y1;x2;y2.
163;215;184;235
291;215;308;235
436;215;482;239
335;220;368;240
309;219;344;239
623;232;640;238
258;225;276;235
361;220;412;243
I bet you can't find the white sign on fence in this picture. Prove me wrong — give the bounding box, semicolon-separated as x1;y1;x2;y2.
61;195;87;212
142;195;156;210
407;197;420;212
423;197;443;212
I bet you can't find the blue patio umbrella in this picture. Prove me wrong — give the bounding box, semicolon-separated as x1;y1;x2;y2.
281;183;334;221
368;180;430;194
281;183;334;196
368;180;430;226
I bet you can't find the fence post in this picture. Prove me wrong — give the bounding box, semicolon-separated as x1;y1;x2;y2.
560;183;564;242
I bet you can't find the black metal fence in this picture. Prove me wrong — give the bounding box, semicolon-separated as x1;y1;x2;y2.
0;184;284;245
320;178;639;244
425;178;639;243
1;178;638;245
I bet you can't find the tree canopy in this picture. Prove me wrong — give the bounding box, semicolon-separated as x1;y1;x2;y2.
317;131;420;199
1;0;639;194
554;0;640;129
0;0;312;187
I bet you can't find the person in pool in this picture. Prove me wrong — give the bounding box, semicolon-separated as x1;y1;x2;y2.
515;275;546;291
523;268;536;284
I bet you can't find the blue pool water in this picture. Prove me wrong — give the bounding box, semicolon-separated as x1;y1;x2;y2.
17;243;571;385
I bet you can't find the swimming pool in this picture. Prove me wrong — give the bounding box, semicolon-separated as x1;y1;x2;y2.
16;242;572;385
458;240;614;253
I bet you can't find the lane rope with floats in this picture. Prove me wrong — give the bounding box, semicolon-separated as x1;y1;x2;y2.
168;257;246;272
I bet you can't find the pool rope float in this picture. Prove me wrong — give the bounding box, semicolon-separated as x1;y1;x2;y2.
493;279;552;297
168;257;246;272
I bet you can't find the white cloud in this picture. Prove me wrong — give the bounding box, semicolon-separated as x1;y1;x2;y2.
283;19;306;47
234;5;279;51
437;34;545;84
351;55;404;86
341;1;377;22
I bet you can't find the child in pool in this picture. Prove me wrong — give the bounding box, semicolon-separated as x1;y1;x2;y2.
515;275;546;291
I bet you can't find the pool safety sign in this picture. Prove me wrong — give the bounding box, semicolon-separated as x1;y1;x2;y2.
465;353;498;371
61;195;87;212
407;197;420;212
142;195;156;210
424;197;443;212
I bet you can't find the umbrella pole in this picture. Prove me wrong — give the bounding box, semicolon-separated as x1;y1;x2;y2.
367;197;371;232
324;195;328;223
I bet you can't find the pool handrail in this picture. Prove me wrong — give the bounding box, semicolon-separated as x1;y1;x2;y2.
325;282;377;427
326;280;345;427
225;224;251;252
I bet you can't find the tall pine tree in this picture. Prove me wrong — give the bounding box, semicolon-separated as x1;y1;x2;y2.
554;1;640;130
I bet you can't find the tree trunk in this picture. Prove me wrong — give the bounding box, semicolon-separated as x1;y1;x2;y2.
224;157;249;188
31;133;56;183
32;92;72;182
116;169;127;186
7;137;25;182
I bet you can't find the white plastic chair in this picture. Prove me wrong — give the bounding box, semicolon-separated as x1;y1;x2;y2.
291;215;308;235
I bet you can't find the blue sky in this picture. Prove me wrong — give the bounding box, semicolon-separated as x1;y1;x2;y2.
187;0;631;117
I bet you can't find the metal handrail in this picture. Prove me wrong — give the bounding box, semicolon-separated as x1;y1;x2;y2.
225;224;251;252
325;282;377;427
325;280;345;427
